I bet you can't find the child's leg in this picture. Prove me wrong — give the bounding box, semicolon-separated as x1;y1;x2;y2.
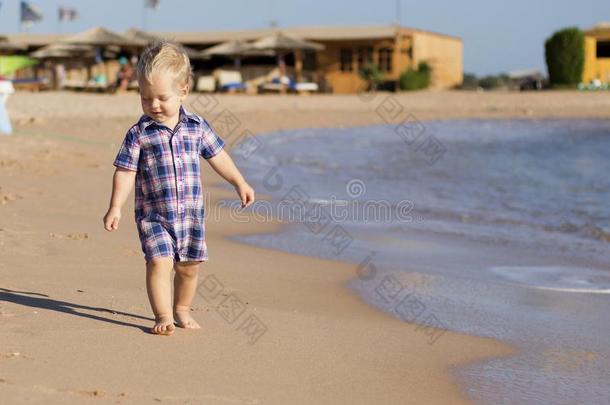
146;257;176;335
173;261;202;329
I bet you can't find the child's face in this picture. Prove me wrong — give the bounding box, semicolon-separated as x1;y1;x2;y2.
139;71;188;126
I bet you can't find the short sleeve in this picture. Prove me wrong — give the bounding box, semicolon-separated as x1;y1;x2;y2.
113;127;140;171
200;119;225;159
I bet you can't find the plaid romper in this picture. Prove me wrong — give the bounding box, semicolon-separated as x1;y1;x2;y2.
113;106;225;262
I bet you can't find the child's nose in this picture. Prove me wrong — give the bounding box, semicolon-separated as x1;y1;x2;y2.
151;99;161;109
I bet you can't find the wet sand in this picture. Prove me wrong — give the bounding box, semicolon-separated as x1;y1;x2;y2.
1;90;606;403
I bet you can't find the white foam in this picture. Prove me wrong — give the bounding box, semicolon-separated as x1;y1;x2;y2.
490;266;610;294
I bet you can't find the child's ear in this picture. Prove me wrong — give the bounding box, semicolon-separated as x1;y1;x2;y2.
179;84;189;100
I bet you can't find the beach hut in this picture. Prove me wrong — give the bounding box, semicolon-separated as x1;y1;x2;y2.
583;22;610;85
29;43;98;90
54;27;146;90
250;32;324;89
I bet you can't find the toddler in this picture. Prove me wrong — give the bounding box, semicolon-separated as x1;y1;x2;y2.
103;40;254;335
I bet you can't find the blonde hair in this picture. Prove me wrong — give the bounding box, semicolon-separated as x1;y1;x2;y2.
136;39;192;89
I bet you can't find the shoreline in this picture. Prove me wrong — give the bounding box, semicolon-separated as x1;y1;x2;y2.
200;182;519;404
2;90;606;403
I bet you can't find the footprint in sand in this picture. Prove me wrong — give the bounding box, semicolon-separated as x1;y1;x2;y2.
0;308;16;317
49;232;89;240
0;159;22;169
0;187;23;205
122;248;139;256
0;352;27;359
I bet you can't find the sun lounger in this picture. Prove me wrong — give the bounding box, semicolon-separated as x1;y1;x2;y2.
12;77;49;92
293;82;319;94
259;76;319;94
196;75;215;92
62;78;110;92
215;70;246;92
62;79;88;90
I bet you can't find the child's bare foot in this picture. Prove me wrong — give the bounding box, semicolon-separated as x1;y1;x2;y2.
151;314;175;335
173;305;201;329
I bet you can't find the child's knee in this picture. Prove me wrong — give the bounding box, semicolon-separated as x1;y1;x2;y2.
146;256;174;272
174;261;201;277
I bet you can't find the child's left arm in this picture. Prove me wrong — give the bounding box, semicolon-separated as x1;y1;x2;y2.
206;149;255;208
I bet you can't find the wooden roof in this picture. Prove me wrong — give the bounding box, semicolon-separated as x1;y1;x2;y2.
5;25;462;48
585;22;610;39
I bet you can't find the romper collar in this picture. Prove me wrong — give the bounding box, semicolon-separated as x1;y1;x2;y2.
138;105;202;131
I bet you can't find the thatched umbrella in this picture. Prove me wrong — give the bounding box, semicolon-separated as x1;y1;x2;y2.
250;32;324;84
31;43;95;59
58;27;146;87
62;26;147;47
123;28;205;59
201;39;273;67
250;32;324;53
0;36;27;52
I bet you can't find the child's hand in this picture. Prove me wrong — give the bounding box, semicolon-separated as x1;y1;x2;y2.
103;206;122;231
236;181;255;208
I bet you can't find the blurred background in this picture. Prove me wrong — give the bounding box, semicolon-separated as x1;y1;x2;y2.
0;0;609;94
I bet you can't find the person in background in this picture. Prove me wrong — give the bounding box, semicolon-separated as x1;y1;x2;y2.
115;56;135;92
0;77;15;135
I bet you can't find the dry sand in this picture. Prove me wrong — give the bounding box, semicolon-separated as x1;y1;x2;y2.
1;90;606;404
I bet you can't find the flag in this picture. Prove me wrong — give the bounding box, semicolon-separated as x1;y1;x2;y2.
145;0;160;9
20;1;43;23
58;6;78;22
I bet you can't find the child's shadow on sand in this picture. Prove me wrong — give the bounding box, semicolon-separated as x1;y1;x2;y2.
0;287;154;333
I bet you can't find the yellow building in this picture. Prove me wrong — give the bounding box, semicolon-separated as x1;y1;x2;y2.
583;23;610;84
163;25;463;93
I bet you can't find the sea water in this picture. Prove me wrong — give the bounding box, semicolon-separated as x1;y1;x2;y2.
224;119;610;404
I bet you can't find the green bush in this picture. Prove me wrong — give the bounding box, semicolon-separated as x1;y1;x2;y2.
544;27;584;87
399;61;432;91
478;74;510;90
460;73;479;90
358;63;385;91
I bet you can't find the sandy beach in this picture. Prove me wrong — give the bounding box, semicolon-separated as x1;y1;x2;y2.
1;90;608;404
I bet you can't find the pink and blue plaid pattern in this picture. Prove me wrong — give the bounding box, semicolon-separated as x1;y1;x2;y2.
114;106;225;262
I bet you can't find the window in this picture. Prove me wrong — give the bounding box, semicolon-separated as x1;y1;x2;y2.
340;48;353;72
378;48;393;72
356;47;374;70
597;41;610;58
303;50;317;71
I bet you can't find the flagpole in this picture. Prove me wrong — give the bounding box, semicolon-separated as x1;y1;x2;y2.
395;0;401;26
142;1;147;31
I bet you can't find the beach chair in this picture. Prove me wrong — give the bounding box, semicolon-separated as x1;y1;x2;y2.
260;76;293;93
293;82;319;94
215;69;246;93
12;77;50;92
196;75;215;92
62;78;88;91
259;75;319;94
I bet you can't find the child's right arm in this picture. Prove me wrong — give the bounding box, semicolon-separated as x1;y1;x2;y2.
103;168;136;231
